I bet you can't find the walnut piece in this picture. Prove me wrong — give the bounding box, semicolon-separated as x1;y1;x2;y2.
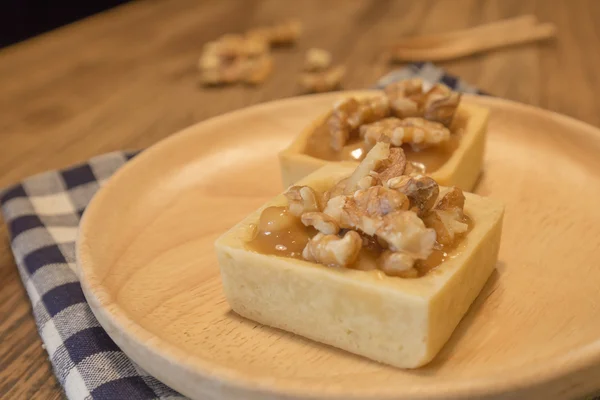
382;80;460;127
304;48;332;72
387;174;439;216
361;117;451;149
353;186;410;217
436;186;465;211
343;142;390;194
349;94;390;128
422;187;468;246
384;78;424;118
376;210;436;259
302;231;362;267
323;195;435;260
378;251;418;278
301;212;340;235
198;34;271;86
241;55;274;85
285;186;320;216
300;65;346;93
423;84;462;126
373;147;407;183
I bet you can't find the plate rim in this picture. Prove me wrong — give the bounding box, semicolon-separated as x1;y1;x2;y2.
77;92;600;400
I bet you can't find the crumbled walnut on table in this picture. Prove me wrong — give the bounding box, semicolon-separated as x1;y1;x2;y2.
378;251;419;278
301;212;340;235
299;65;346;94
284;186;320;216
304;48;332;72
302;231;362;267
387;174;439;216
361;117;451;149
241;55;274;85
422;187;468;246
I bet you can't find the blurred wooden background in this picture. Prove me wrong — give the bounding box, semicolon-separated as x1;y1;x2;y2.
1;0;599;398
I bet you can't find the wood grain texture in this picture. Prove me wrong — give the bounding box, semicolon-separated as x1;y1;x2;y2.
77;93;600;400
1;0;600;398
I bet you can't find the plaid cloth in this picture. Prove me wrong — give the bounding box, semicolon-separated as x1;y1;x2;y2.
1;63;482;400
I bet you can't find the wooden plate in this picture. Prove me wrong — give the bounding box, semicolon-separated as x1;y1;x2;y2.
77;92;600;400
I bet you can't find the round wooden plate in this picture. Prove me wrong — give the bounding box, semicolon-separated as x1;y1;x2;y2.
77;92;600;400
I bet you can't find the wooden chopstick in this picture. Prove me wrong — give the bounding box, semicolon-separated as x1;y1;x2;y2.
390;17;556;62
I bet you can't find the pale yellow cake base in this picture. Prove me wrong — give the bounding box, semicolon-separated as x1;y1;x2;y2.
278;98;490;191
215;164;504;369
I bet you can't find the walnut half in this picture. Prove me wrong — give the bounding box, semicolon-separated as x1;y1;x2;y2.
302;231;362;267
285;186;320;216
422;187;468;247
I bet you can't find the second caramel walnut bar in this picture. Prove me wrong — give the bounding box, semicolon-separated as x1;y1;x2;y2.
279;80;489;190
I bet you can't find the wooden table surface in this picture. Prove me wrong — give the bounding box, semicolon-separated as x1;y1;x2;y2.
1;0;599;398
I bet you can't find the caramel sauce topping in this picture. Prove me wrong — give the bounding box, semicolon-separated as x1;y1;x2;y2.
304;110;468;173
247;206;472;276
247;206;313;259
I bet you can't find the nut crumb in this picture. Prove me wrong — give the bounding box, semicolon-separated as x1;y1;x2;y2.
386;174;439;216
285;186;320;216
304;48;332;72
301;212;340;235
378;251;418;278
423;84;462;126
384;78;424;118
300;65;346;93
423;187;468;246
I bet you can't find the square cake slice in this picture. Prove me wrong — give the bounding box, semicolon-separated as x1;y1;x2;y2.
216;147;503;368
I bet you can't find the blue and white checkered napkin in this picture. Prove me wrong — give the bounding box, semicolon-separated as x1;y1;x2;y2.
0;63;481;400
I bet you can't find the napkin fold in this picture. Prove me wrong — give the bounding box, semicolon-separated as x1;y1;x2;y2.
0;63;482;400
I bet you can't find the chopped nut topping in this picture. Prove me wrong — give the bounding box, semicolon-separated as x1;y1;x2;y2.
301;212;340;235
384;78;424;118
304;48;332;71
356;175;377;190
376;211;436;259
387;174;439;216
285;186;320;216
378;251;418;278
326;95;391;148
343;142;390;194
383;79;459;127
423;187;468;246
373;147;407;183
323;194;434;260
353;186;410;217
350;94;390;127
300;65;346;93
302;231;362;267
436;186;465;211
361;117;451;149
423;84;462;126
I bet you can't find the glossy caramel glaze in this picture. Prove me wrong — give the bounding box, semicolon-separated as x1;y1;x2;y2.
304;109;469;173
247;204;473;277
247;206;314;259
